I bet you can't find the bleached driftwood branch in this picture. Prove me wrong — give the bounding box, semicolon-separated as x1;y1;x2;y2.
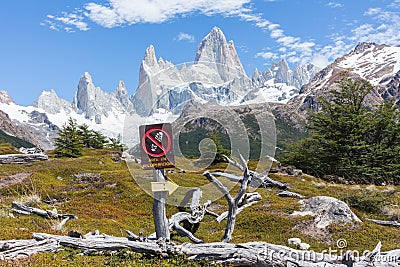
222;155;289;190
11;202;77;231
204;154;252;243
150;188;218;244
32;232;167;255
367;218;400;227
0;154;48;164
277;190;305;199
0;239;59;261
2;233;397;267
216;192;261;222
11;202;77;220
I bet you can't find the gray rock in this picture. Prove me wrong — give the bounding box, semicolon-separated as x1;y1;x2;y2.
292;196;362;229
288;238;301;246
299;242;310;250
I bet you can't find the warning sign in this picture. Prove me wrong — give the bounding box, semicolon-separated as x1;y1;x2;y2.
139;123;175;169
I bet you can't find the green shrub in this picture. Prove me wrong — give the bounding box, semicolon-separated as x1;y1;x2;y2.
342;190;389;214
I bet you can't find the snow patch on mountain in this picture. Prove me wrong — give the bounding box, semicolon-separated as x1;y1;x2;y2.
286;42;400;118
337;43;400;85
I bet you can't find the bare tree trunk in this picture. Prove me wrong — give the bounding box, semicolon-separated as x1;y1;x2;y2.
204;160;251;243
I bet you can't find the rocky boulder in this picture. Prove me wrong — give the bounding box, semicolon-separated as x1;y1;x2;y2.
292;196;362;228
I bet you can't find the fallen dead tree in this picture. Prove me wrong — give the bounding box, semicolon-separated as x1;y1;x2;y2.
0;154;48;164
2;232;399;266
11;202;77;220
11;202;77;231
367;218;400;227
0;239;59;261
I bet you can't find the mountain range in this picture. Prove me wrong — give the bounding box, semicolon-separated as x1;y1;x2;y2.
277;42;400;127
1;27;399;150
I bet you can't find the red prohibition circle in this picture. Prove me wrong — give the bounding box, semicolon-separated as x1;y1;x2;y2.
141;128;172;157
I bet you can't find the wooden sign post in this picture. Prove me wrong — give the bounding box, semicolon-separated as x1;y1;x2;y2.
152;169;170;240
139;123;176;240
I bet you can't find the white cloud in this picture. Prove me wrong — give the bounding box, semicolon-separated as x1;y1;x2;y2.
310;0;400;68
349;3;400;45
84;0;253;27
46;0;254;31
270;28;284;38
84;3;122;28
311;54;329;69
277;36;298;46
267;24;279;31
255;20;270;28
327;2;343;8
255;51;278;60
44;10;89;31
175;32;195;42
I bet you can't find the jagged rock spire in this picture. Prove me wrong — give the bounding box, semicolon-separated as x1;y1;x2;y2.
195;26;246;81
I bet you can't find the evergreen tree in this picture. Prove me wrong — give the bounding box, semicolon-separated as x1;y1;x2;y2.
78;124;92;148
210;131;230;164
283;75;400;184
106;137;125;151
90;131;108;149
54;118;83;158
78;124;108;149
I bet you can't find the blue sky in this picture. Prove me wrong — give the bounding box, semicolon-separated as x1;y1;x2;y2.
1;0;400;105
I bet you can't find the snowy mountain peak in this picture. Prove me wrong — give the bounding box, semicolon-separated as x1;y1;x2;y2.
195;26;246;81
208;26;226;42
143;44;159;69
279;58;290;69
116;80;126;93
195;26;228;63
336;42;400;85
73;72;108;121
82;71;93;82
0;91;15;104
292;42;400;115
33;89;72;114
350;42;381;55
114;80;133;110
138;45;161;87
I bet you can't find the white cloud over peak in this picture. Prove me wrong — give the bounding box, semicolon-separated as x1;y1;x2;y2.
255;51;278;60
350;4;400;45
44;0;321;66
45;0;253;31
44;0;400;70
175;32;195;43
84;0;253;27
